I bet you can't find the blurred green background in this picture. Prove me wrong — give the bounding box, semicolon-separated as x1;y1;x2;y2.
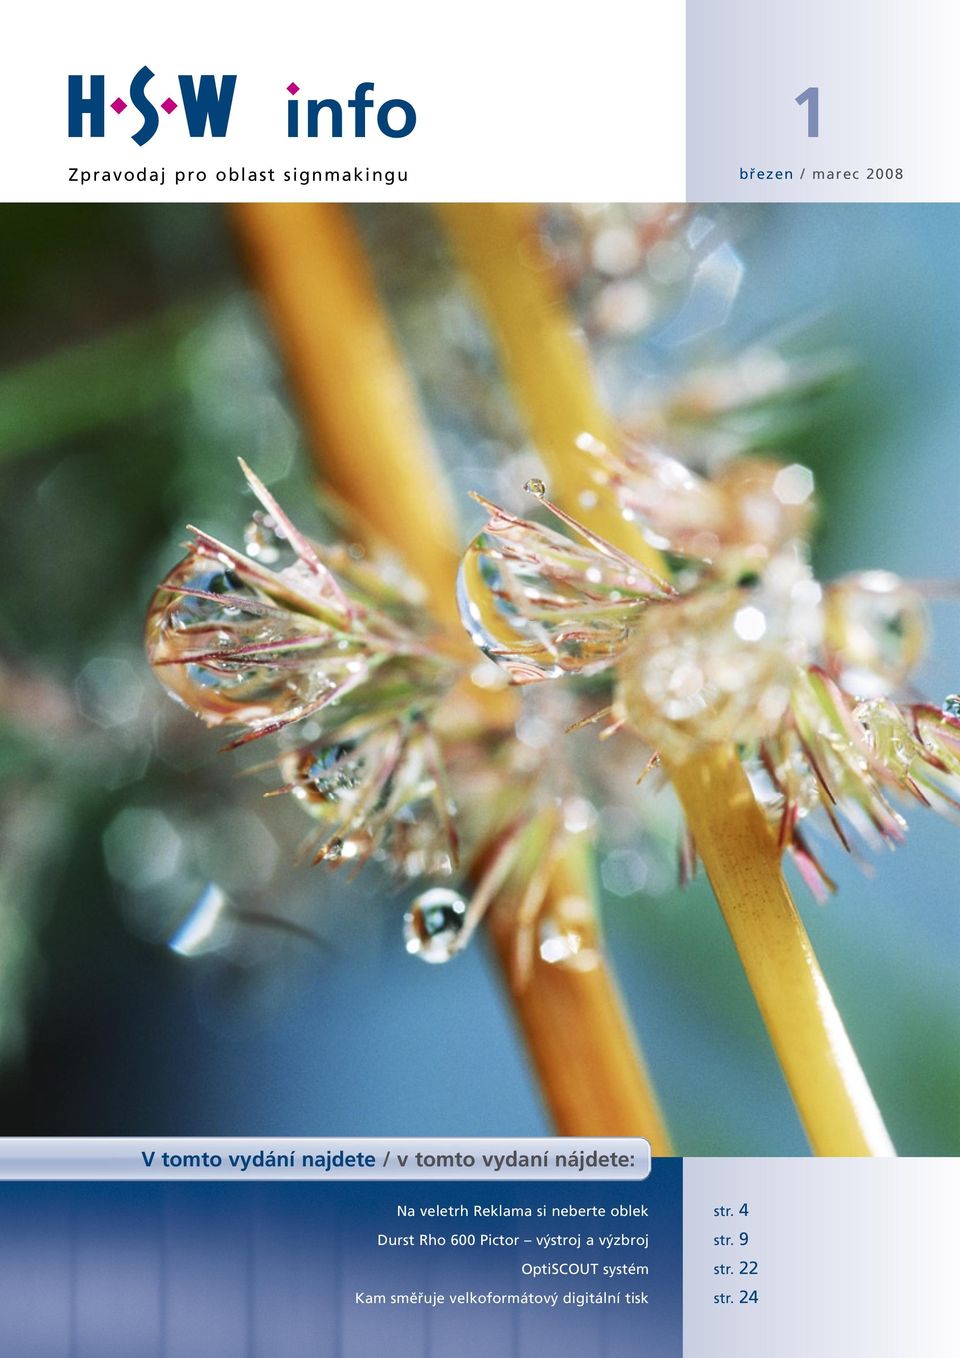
0;203;956;1154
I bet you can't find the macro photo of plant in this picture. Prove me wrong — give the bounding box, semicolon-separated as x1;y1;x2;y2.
0;202;957;1156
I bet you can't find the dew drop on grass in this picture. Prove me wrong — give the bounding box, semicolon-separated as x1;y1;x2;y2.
322;838;344;863
822;571;927;698
537;896;600;971
403;888;467;963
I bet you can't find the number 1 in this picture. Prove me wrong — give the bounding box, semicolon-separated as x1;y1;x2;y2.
796;86;819;137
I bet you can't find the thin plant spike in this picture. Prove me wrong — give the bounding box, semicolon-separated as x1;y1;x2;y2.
238;456;354;617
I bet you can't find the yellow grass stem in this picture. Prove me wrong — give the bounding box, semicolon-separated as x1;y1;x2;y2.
231;203;461;633
230;202;673;1152
488;833;672;1144
670;752;893;1155
436;204;664;577
441;201;894;1156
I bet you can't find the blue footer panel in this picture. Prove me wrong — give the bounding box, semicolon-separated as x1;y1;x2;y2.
0;1168;683;1358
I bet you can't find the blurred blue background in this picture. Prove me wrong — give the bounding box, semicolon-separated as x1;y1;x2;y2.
0;204;956;1154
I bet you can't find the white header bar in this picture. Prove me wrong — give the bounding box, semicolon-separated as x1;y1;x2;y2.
3;1;957;201
1;0;685;202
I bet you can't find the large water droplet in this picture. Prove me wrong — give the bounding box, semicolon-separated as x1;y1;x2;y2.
617;561;820;759
146;551;347;729
716;459;815;559
146;551;324;727
823;572;927;698
585;445;814;568
944;694;960;718
147;473;457;777
403;888;467;963
457;500;662;684
523;477;546;498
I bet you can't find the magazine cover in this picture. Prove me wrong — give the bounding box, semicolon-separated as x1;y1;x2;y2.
0;2;956;1354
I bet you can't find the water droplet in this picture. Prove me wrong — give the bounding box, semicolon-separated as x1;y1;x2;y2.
457;504;660;683
148;559;279;710
289;724;457;879
148;479;456;789
403;888;467;963
854;699;916;777
386;794;457;880
537;897;600;971
146;551;350;729
523;477;546;498
616;563;819;759
944;694;960;718
243;511;293;566
716;459;815;559
287;743;367;823
823;572;927;698
913;708;960;781
745;751;820;823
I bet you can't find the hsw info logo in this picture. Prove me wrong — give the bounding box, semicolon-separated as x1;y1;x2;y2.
67;67;417;144
68;67;236;145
